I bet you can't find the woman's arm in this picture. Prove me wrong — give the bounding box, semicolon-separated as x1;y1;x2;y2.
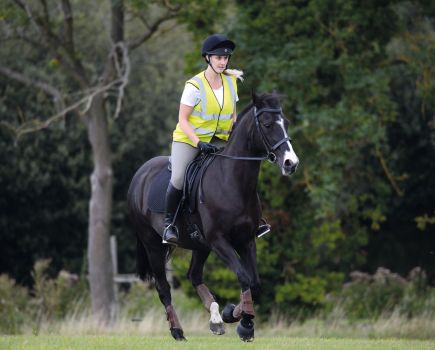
178;103;200;146
232;106;237;123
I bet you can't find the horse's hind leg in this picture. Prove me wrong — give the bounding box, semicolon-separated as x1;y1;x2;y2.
145;242;186;341
187;249;225;335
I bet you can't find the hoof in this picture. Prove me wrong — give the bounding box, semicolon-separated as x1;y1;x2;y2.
170;327;187;341
222;304;241;323
209;321;225;335
237;318;254;342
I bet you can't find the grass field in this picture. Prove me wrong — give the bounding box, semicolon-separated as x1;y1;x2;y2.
1;335;434;350
2;301;434;349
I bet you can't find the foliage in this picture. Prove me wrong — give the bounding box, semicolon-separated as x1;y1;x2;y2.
1;261;434;336
0;0;194;283
365;39;435;277
327;267;435;320
0;0;434;322
415;212;435;231
31;259;89;322
0;275;28;334
120;280;202;319
217;0;435;313
120;283;161;318
0;115;90;285
0;259;88;335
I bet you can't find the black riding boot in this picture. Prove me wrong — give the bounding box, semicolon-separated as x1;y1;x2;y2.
162;183;183;246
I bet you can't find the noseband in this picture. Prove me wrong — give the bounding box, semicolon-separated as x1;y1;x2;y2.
254;107;291;163
213;105;291;162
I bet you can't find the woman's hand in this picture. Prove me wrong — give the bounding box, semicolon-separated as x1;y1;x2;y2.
197;141;219;154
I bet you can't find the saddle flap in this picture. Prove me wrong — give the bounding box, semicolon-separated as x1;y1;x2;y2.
147;153;215;215
147;164;171;213
184;153;216;214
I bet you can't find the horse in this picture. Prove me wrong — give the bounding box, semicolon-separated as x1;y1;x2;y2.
127;92;299;341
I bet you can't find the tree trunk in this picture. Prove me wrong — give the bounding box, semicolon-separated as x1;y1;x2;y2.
86;92;116;322
85;0;123;322
8;0;175;322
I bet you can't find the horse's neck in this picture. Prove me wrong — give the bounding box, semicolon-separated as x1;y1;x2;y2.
218;116;261;193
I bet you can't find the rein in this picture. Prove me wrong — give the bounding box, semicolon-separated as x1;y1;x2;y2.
196;105;291;203
213;106;291;163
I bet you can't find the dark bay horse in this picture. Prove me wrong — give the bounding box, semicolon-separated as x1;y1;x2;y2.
127;92;299;341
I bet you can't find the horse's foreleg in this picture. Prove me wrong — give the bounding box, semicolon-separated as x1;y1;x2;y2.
238;239;261;300
229;239;260;335
196;284;225;335
188;250;225;335
232;289;255;320
147;247;186;341
211;239;255;341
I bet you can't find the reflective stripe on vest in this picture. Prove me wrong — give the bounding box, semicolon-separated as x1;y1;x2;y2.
223;74;237;106
173;71;237;146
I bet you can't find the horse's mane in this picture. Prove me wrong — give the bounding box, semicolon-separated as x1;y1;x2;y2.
237;102;254;121
234;92;282;128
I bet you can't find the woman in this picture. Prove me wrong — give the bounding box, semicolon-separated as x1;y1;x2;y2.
163;34;270;245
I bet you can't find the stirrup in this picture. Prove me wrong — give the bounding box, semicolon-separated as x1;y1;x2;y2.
162;224;179;246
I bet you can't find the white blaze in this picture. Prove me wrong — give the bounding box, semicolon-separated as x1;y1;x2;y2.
277;117;299;168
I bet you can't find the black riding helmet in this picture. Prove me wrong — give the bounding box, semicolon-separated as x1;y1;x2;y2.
202;34;236;57
202;34;235;73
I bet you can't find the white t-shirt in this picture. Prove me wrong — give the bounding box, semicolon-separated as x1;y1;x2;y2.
180;83;238;108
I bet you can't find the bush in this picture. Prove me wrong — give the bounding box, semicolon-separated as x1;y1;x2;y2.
400;267;435;318
30;259;89;323
327;267;434;320
0;258;90;335
0;274;28;334
120;282;160;319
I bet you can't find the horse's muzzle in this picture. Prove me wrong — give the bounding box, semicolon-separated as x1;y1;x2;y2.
282;159;299;175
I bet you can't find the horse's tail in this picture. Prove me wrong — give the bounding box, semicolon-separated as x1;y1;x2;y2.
136;237;152;281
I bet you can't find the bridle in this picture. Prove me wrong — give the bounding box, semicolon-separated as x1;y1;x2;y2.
214;106;291;163
253;106;291;163
196;106;292;203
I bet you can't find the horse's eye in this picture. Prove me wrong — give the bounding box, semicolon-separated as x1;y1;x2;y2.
263;123;272;128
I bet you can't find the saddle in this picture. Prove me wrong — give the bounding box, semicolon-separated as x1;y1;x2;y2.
147;153;215;214
147;153;216;243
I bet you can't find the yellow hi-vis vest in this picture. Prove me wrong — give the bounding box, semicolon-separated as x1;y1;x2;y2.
173;71;238;147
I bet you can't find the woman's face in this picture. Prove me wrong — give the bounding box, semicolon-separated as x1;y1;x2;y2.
207;55;230;73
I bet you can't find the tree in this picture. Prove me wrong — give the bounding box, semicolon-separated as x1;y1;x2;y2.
1;0;231;321
365;1;435;278
0;0;194;321
215;0;435;313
